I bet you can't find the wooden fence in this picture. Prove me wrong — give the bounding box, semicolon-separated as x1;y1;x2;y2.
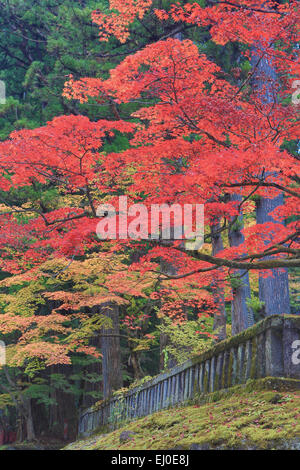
79;314;300;436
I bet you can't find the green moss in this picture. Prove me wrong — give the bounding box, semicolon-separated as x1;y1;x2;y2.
263;392;283;404
64;378;300;451
193;376;199;395
80;315;300;438
189;314;287;368
194;378;300;405
87;315;300;415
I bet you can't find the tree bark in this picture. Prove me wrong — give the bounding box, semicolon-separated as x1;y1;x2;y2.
131;354;143;380
256;196;291;315
228;194;254;334
251;43;290;316
24;399;35;442
211;223;227;341
101;303;123;398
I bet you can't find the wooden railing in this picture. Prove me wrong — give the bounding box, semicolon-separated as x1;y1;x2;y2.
79;315;300;436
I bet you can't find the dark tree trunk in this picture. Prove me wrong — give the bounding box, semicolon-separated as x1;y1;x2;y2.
16;408;25;443
129;349;144;380
256;196;290;315
128;335;144;380
211;223;227;341
18;398;36;442
228;194;254;334
2;368;35;442
25;399;35;442
251;43;290;316
101;303;123;398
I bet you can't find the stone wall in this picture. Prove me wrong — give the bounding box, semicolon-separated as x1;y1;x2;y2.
79;315;300;436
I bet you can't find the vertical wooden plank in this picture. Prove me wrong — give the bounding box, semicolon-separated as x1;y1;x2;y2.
156;383;161;411
152;386;157;413
162;378;168;408
257;332;266;378
199;362;204;393
265;325;284;377
179;372;184;402
175;374;180;404
183;369;189;401
237;343;245;384
156;384;160;411
145;388;150;416
210;357;216;393
222;349;230;388
215;353;223;391
204;360;210;393
194;364;200;394
243;340;252;381
139;390;143;417
166;377;171;408
232;348;238;385
250;336;258;379
227;348;234;387
189;366;195;398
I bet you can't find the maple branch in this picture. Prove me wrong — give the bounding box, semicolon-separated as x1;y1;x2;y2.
202;182;262;243
239;246;299;260
43;212;88;229
177;114;230;148
159;253;300;280
158;24;195;42
224;181;300;199
156;264;220;278
206;1;281;15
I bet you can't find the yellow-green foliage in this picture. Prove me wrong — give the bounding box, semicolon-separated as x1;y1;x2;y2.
65;386;300;450
0;393;14;409
0;281;45;317
157;317;214;367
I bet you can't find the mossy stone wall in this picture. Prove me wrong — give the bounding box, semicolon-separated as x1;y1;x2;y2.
79;315;300;436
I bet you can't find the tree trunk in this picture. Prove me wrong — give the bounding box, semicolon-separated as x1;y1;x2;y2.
25;399;35;442
129;343;144;380
211;223;227;341
2;368;35;442
228;194;254;334
256;196;290;315
16;407;24;442
101;303;123;398
251;37;290;316
18;397;36;442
